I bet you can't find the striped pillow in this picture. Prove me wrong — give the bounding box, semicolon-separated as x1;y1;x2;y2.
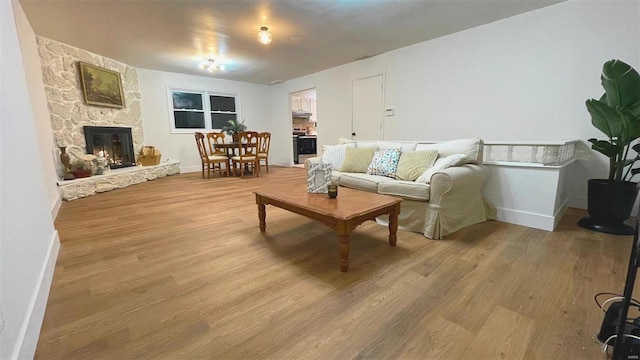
321;143;355;169
394;150;439;181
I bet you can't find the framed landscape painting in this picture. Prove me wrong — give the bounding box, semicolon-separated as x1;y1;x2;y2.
78;61;125;108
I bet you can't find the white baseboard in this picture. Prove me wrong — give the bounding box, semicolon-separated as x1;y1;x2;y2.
567;196;587;210
14;231;60;360
553;205;569;229
180;165;201;174
495;207;555;231
272;160;293;167
50;194;62;220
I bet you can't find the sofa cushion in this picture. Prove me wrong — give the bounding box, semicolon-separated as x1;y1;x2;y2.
415;154;468;183
330;171;342;185
415;137;483;164
367;148;401;177
394;150;438;181
321;143;355;170
339;146;376;173
339;173;395;193
356;141;378;148
355;141;417;153
378;181;431;201
377;142;417;152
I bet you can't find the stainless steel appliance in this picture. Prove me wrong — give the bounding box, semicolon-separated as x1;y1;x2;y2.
297;136;316;155
293;135;299;164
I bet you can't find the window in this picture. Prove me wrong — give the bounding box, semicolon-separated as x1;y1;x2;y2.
168;88;240;133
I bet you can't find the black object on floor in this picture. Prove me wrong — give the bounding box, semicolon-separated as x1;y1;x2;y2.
600;211;640;359
578;216;635;236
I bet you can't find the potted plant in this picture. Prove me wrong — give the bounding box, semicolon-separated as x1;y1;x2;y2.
579;59;640;235
222;119;247;142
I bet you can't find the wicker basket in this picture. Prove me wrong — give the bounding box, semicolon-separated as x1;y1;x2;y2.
137;146;161;166
137;154;161;166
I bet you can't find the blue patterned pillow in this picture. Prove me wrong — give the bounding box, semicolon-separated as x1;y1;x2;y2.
367;148;401;177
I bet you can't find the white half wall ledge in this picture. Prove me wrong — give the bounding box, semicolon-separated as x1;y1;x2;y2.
494;207;557;232
58;160;180;200
14;231;60;360
482;156;578;232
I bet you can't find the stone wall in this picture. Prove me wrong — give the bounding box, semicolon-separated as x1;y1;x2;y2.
37;36;143;151
58;161;181;201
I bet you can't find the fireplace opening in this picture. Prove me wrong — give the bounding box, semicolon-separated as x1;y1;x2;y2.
83;126;136;169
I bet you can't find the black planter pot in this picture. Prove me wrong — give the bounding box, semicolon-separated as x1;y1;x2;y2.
578;179;639;235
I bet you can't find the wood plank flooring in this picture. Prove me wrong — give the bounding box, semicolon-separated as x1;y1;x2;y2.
36;166;634;359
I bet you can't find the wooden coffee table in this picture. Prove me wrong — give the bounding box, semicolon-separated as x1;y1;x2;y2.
254;185;402;272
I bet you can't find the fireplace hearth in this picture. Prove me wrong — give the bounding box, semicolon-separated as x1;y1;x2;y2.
83;126;135;169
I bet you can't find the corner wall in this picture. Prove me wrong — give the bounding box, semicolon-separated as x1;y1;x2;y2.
2;2;60;358
13;2;60;217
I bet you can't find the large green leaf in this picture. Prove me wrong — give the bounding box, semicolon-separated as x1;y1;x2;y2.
588;138;620;158
586;99;625;138
601;59;640;109
621;109;640;142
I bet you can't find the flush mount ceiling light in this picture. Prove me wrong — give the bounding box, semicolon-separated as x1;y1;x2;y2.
258;26;272;45
198;58;225;72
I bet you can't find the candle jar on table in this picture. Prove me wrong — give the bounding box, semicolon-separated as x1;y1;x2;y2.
328;185;338;199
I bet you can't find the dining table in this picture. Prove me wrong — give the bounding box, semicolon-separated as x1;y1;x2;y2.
214;142;246;158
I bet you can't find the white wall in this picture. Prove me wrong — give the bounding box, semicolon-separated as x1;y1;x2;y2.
12;3;61;218
270;0;639;204
138;69;273;172
1;2;60;359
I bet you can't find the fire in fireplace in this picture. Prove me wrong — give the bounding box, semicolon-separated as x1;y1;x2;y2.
83;126;136;169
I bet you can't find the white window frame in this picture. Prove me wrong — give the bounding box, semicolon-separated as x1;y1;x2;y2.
166;87;241;134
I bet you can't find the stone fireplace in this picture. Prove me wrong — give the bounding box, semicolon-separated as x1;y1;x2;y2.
83;126;135;169
38;36;181;200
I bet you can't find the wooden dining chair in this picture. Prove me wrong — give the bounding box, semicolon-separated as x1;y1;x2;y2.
257;132;271;173
194;132;228;179
231;131;259;178
206;132;231;176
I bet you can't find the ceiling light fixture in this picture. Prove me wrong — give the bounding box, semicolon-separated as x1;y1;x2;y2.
258;26;272;45
198;59;225;72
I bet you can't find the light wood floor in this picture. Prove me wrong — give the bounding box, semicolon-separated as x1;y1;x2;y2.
36;166;633;359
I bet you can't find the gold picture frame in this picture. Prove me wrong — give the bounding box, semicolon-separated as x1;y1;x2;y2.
78;61;125;108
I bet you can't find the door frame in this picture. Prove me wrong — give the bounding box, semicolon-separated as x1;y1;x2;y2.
289;87;317;166
351;73;385;141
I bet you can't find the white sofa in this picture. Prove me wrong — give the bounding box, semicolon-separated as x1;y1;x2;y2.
305;137;494;239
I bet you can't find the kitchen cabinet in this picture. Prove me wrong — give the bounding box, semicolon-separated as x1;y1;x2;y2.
291;96;311;112
309;99;317;122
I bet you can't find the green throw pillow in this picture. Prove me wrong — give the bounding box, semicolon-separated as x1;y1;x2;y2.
339;146;376;173
394;150;439;181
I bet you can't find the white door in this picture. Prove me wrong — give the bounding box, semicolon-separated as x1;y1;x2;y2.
352;74;384;140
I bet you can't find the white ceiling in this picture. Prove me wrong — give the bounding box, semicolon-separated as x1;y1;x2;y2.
19;0;564;85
